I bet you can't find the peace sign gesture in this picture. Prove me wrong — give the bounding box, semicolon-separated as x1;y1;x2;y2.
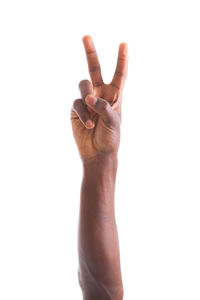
82;35;128;107
71;35;128;161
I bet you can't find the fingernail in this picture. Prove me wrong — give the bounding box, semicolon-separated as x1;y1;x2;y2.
85;120;94;129
86;95;97;106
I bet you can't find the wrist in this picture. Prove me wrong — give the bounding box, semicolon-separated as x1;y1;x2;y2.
82;152;118;174
81;153;118;213
82;153;118;195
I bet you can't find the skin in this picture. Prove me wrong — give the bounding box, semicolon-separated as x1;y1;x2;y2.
71;35;128;300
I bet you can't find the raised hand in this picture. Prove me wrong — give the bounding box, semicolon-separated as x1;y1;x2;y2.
71;35;128;161
73;36;128;300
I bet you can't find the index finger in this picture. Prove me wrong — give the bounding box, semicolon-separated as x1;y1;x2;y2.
111;43;128;90
82;35;104;88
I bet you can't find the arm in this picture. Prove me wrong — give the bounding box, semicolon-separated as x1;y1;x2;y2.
79;154;122;300
71;36;128;299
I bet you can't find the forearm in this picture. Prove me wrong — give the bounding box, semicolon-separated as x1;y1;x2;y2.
78;154;123;300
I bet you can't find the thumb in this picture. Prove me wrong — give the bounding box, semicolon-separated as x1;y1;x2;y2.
85;95;117;127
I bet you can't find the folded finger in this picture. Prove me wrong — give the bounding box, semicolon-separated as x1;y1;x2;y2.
79;79;93;104
72;98;94;129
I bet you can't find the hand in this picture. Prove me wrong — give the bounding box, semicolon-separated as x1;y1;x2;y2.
71;35;128;161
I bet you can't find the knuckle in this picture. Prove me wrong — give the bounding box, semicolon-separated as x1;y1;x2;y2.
89;65;101;72
93;81;103;87
79;79;91;88
110;82;120;90
86;50;96;55
118;56;127;62
96;99;109;113
73;98;81;109
115;70;125;77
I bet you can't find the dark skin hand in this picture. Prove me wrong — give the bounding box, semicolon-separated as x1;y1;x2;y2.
71;35;128;300
71;35;128;161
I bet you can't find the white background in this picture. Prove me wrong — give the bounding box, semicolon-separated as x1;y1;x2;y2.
0;0;200;299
